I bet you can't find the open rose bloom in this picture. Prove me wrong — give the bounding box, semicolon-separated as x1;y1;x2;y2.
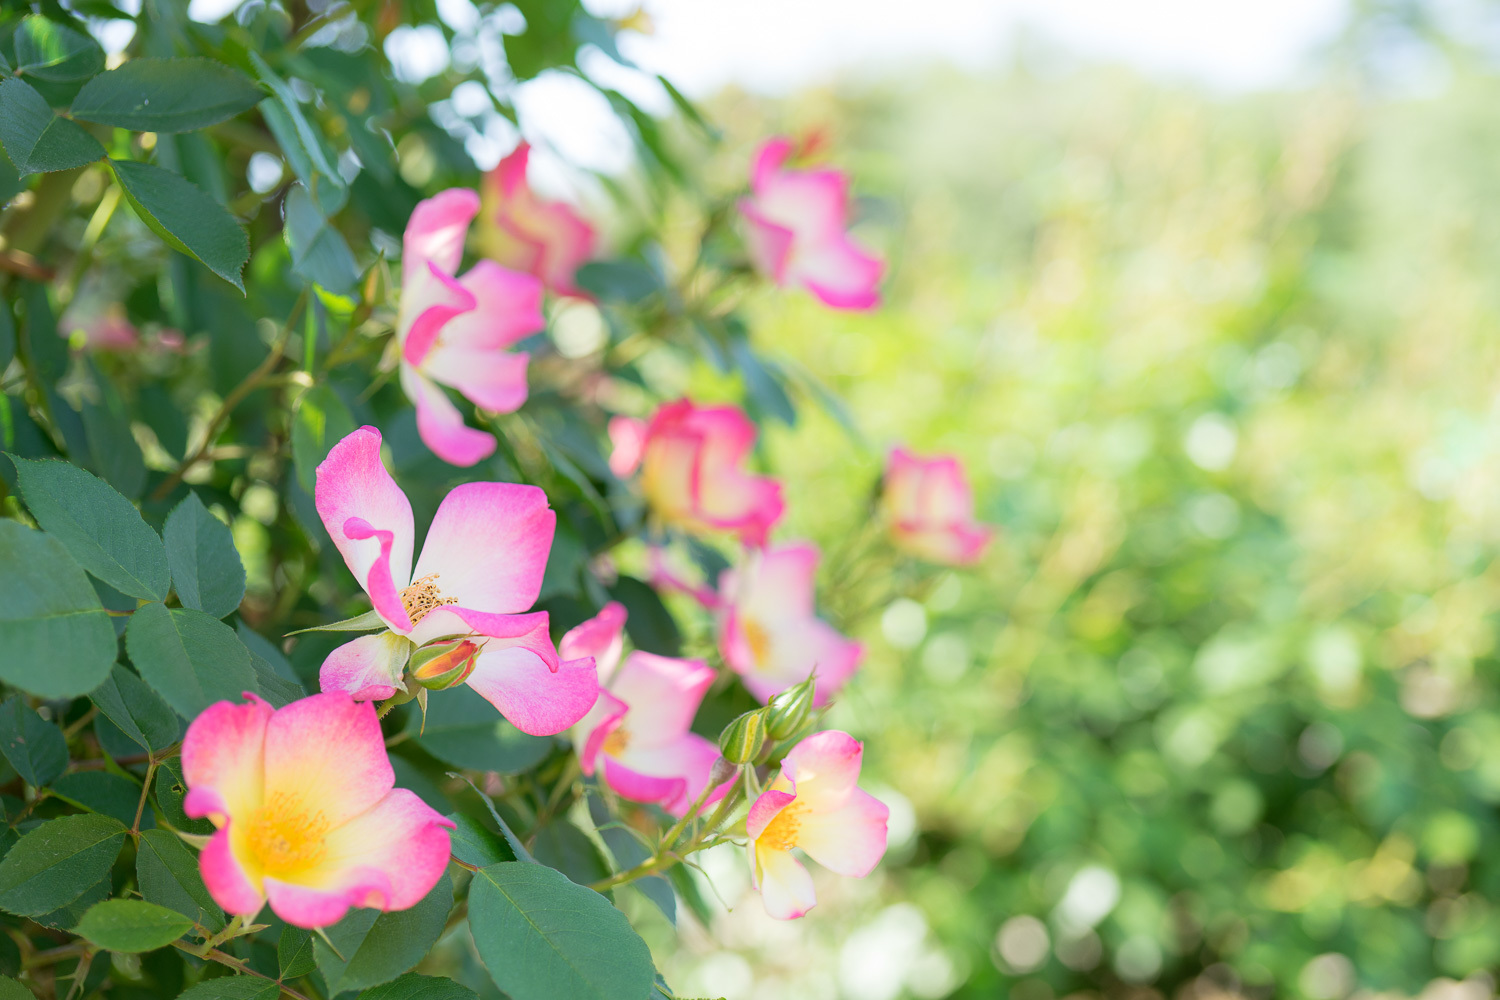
739;136;883;311
609;399;785;546
315;426;597;735
559;601;628;683
881;447;993;566
183;692;454;928
747;731;889;919
719;542;861;705
574;649;728;816
397;189;545;467
478;142;596;297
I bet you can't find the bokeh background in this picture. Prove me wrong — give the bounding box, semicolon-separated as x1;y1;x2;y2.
586;2;1500;998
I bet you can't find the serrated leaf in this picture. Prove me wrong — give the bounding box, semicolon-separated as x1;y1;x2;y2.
73;898;193;952
357;974;479;1000
108;158;248;293
13;15;103;82
174;977;282;1000
163;492;245;619
284;609;386;636
0;77;103;176
70;57;263;132
90;664;180;753
0;520;116;698
50;771;148;828
0;813;126;918
124;603;257;720
0;695;67;787
137;828;223;932
468;862;655;1000
314;873;452;995
447;813;516;869
279;925;316;980
411;685;554;775
10;456;170;601
284;182;359;294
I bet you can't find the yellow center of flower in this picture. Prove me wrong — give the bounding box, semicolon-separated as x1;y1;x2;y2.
743;618;773;671
401;573;456;624
757;800;805;852
602;726;630;757
246;791;331;879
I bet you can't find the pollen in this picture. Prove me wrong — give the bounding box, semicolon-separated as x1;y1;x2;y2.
246;791;331;877
743;618;773;670
401;573;457;624
603;726;630;757
757;800;805;852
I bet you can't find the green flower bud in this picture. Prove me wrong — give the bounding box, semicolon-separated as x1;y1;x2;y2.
766;675;817;740
718;709;767;764
410;638;480;691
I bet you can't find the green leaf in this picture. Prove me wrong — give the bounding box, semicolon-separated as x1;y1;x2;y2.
0;77;104;175
50;771;148;828
13;15;103;82
163;492;245;619
80;368;147;499
74;898;194;952
0;695;67;787
137;828;222;931
531;820;609;887
174;977;282;1000
10;456;170;601
450;774;534;863
0;813;127;918
284;182;359;294
357;974;479;1000
447;813;516;868
0;520;116;698
0;300;14;373
248;53;343;197
314;873;452;996
124;604;257;720
279;925;316;980
291;385;355;494
608;575;680;656
90;664;181;754
0;975;35;1000
154;757;212;836
108;158;248;293
574;260;663;304
285;609;386;636
468;862;655;1000
410;685;554;774
69;57;263;132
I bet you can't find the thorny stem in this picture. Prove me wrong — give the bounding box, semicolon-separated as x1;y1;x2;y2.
151;290;309;501
174;942;316;1000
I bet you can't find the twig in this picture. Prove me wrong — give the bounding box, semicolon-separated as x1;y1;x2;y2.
173;943;316;1000
131;761;158;836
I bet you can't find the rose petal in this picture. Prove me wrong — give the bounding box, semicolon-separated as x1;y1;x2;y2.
315;427;416;631
411;482;555;615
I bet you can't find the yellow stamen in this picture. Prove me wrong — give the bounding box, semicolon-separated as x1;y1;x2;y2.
743;618;773;670
246;790;331;878
602;727;630;757
757;801;805;852
401;573;456;624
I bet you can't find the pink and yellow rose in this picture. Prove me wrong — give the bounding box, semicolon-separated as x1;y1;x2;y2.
478;142;597;297
882;447;993;565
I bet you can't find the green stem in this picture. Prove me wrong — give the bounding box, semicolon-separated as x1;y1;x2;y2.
130;760;158;836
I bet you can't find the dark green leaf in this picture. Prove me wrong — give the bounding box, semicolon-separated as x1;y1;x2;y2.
279;925;316;980
90;663;181;753
74;898;193;952
0;695;66;787
291;385;355;494
411;685;554;774
21;282;69;385
0;975;32;1000
284;182;359;294
575;260;662;304
137;827;223;931
48;772;145;828
609;575;680;656
163;492;245;619
0;77;103;175
80;369;147;499
531;820;609;886
174;977;282;1000
357;974;478;1000
11;456;170;601
732;340;796;427
124;603;257;719
284;609;386;636
70;57;263;132
0;299;14;373
0;813;126;918
468;862;655;1000
314;873;452;995
451;774;534;863
13;15;102;82
154;757;212;836
447;813;516;868
0;520;116;698
108;158;248;293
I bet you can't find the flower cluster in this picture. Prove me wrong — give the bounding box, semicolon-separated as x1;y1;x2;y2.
180;135;993;927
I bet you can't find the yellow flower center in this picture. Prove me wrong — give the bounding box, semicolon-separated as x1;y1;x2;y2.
602;726;630;757
401;573;456;624
743;618;773;670
245;791;331;879
757;800;805;853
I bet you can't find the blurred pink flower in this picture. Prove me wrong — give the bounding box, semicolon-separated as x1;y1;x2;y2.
573;651;727;816
746;730;888;919
718;542;861;705
59;302;139;351
478;142;596;297
559;601;628;683
314;426;597;735
183;691;454;928
739;136;883;310
397;189;544;467
882;447;993;565
609;399;784;546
